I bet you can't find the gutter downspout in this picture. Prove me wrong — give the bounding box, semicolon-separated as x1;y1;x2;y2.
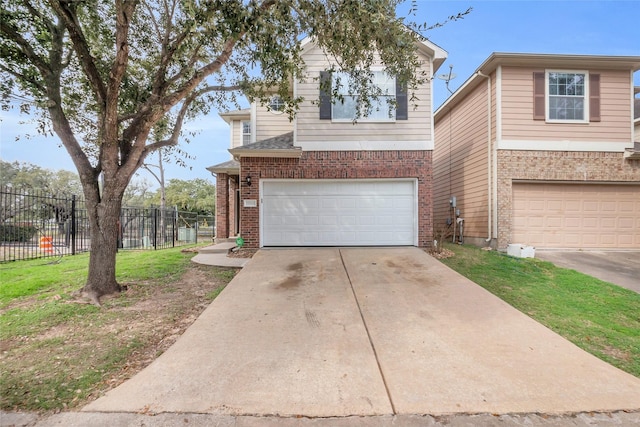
477;71;492;244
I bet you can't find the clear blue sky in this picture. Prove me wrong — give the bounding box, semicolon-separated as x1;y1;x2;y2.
1;0;639;187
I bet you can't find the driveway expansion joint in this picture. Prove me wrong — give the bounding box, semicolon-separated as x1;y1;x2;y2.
339;248;397;415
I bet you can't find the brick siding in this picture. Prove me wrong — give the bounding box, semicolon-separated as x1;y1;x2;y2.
238;151;433;248
215;173;229;239
229;176;238;236
497;150;640;248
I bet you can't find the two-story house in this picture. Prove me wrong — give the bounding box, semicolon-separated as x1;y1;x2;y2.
208;37;447;249
433;53;640;250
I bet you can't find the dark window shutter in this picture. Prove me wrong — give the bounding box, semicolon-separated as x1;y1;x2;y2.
395;79;408;120
589;73;601;122
533;72;545;120
319;71;331;120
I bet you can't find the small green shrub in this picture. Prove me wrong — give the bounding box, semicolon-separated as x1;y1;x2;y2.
0;224;38;242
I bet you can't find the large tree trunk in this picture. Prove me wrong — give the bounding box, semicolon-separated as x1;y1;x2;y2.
81;190;124;304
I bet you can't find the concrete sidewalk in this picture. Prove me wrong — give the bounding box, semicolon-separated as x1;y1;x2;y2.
536;250;640;293
76;247;640;418
191;242;251;267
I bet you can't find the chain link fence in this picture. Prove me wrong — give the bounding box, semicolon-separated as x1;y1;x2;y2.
0;186;214;262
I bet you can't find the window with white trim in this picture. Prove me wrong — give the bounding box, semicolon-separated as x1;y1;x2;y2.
547;71;587;121
331;71;396;121
241;120;251;145
268;95;285;113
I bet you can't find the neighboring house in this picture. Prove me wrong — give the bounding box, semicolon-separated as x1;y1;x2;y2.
433;53;640;250
208;37;447;248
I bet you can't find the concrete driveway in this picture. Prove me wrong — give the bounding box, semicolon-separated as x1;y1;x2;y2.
536;250;640;293
82;248;640;417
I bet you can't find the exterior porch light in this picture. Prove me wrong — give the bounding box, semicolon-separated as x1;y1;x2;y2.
245;176;252;186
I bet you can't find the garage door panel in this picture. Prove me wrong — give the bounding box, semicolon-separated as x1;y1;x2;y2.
512;183;640;249
284;215;304;225
619;201;635;212
564;200;581;212
583;201;599;212
263;180;416;246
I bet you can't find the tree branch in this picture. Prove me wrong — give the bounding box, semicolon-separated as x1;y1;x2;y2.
0;19;51;78
104;0;137;143
0;64;45;93
50;0;107;110
22;0;56;33
47;100;98;188
141;0;163;41
162;37;240;109
164;44;204;86
137;84;240;167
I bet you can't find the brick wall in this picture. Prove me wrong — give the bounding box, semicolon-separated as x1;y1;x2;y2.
229;176;238;236
238;151;433;248
215;173;229;239
497;150;640;248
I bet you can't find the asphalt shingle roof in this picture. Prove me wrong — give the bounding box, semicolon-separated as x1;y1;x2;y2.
238;132;294;150
208;159;239;169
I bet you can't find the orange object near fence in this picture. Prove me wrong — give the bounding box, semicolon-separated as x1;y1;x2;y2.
39;236;53;254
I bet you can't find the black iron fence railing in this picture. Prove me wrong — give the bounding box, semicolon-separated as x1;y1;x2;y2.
0;186;214;262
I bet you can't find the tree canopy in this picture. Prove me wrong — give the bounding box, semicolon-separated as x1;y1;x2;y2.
0;159;82;196
160;178;215;215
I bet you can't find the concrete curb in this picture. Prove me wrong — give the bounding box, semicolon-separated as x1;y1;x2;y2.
12;410;640;427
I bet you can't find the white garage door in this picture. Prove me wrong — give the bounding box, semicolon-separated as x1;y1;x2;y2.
262;180;416;246
512;183;640;249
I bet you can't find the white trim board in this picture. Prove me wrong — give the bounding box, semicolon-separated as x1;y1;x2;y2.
497;140;633;152
295;140;433;151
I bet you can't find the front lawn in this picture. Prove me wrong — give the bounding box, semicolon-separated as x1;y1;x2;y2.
0;247;238;412
438;244;640;378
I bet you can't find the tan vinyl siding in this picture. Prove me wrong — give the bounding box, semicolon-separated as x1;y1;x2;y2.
296;44;433;144
254;105;293;141
230;120;242;149
433;81;489;238
501;67;632;142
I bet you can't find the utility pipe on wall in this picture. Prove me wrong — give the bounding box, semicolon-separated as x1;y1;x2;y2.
477;71;492;244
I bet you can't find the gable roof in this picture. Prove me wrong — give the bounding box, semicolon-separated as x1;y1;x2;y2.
228;132;302;159
435;52;640;121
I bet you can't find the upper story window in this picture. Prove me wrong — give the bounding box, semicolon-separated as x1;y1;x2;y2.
533;70;600;123
319;71;408;121
332;71;396;121
242;120;251;145
268;95;285;114
548;72;586;121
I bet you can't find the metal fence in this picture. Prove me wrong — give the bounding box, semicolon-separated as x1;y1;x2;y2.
0;186;214;262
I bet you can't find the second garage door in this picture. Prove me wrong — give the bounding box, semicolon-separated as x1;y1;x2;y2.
262;179;417;246
512;183;640;249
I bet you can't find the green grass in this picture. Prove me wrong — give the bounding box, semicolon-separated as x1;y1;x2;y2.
0;246;199;307
0;255;90;305
0;245;237;412
439;243;640;377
